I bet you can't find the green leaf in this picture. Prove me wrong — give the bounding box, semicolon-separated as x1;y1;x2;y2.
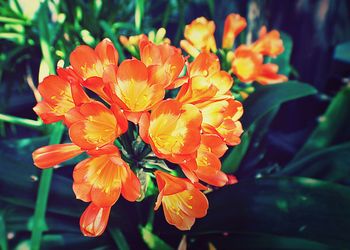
192;177;350;247
294;85;350;161
281;142;350;181
109;228;130;250
0;213;8;250
140;226;173;250
189;232;333;249
223;81;316;173
222;107;279;173
242;81;317;129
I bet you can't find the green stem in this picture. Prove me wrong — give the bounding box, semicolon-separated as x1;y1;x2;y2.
30;122;64;250
0;113;43;130
109;228;130;250
174;0;185;44
31;2;61;249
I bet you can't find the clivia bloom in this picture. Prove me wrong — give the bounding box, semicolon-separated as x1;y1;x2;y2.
154;171;209;230
180;17;217;58
182;13;287;86
32;21;245;236
232;46;287;84
222;13;247;49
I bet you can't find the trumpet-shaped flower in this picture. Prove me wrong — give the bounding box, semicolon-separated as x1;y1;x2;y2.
232;46;287;84
154;171;208;230
140;99;202;164
70;38;119;79
80;203;111;237
66;101;128;150
33;143;83;169
222;14;247;49
180;17;217;57
251;26;284;57
33;75;87;124
181;134;228;187
202;99;244;145
73;147;141;207
140;41;186;89
106;59;165;121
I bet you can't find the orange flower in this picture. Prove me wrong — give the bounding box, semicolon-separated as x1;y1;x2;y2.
231;46;263;83
154;171;208;230
202;99;244;146
80;203;111;237
180;17;217;57
33;75;87;124
256;63;288;84
105;59;165;122
70;38;119;79
140;99;202;164
140;40;186;89
177;52;233;100
73;147;141;207
32;143;83;169
181;134;228;187
251;26;284;57
222;14;247;49
232;46;287;84
66;101;128;150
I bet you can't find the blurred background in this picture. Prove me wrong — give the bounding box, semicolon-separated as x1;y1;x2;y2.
0;0;350;249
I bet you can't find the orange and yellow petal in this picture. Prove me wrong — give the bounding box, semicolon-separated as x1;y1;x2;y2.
222;14;247;49
73;153;140;207
33;143;83;169
95;38;119;67
184;17;216;52
35;75;76;122
68;102;120;150
115;59;165;112
256;63;288;84
189;52;220;78
148;100;202;164
252;27;284;57
70;45;104;79
154;171;208;230
80;203;111;237
232;46;263;83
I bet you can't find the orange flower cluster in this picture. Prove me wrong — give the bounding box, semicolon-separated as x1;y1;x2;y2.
181;14;287;85
32;34;243;235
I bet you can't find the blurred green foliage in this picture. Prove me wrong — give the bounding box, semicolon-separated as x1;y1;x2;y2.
0;0;349;249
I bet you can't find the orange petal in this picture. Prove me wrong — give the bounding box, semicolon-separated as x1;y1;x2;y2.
95;38;119;67
256;63;288;84
33;143;83;169
201;134;228;157
120;162;141;201
232;46;263;83
115;59;165;112
37;75;75;118
33;101;63;124
73;154;127;207
148;100;202;163
80;203;111;237
222;14;247;49
139;111;150;144
68;102;118;150
70;45;103;79
189;52;220;78
252;29;284;57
